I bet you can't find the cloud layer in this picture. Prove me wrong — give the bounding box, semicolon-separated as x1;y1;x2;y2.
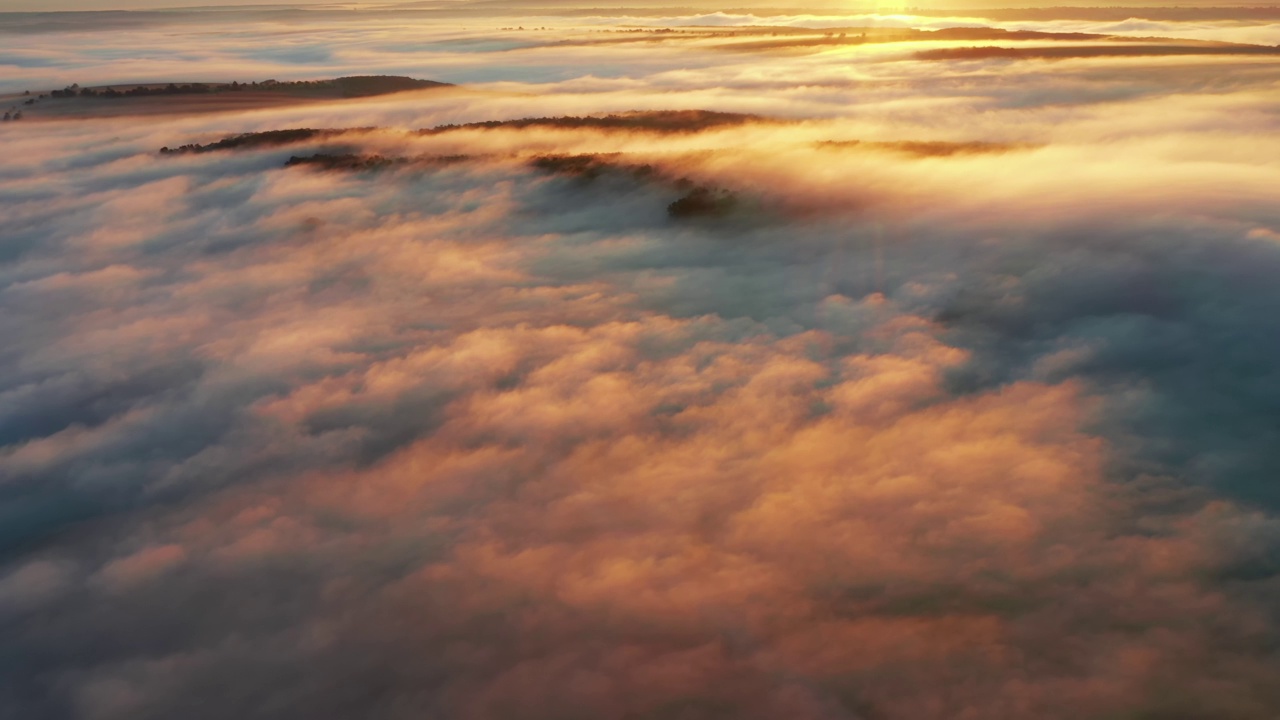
4;7;1280;720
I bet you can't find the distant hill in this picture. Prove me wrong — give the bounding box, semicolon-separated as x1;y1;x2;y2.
416;110;782;135
328;76;451;98
12;75;455;120
44;76;452;101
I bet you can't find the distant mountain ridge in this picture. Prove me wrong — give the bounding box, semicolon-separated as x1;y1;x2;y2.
43;75;451;100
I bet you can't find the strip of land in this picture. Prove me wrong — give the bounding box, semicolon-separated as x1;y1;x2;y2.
3;76;454;121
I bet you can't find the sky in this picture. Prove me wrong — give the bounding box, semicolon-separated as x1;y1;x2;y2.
3;6;1280;720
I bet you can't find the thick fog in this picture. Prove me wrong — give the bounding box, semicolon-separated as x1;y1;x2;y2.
2;7;1280;720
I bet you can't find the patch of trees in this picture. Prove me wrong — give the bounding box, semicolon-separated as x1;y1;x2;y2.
815;139;1030;157
160;129;343;155
47;76;451;102
284;153;473;171
279;147;744;222
286;153;406;171
287;152;664;177
667;187;737;219
530;153;657;182
328;76;451;98
529;153;738;220
419;110;771;135
51;82;218;98
929;27;1105;42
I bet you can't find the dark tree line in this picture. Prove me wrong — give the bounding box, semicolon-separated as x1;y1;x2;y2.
160;129;343;155
418;110;768;136
51;81;260;99
45;76;449;102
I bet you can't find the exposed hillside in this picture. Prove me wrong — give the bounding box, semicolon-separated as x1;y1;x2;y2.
417;110;781;135
14;76;454;120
